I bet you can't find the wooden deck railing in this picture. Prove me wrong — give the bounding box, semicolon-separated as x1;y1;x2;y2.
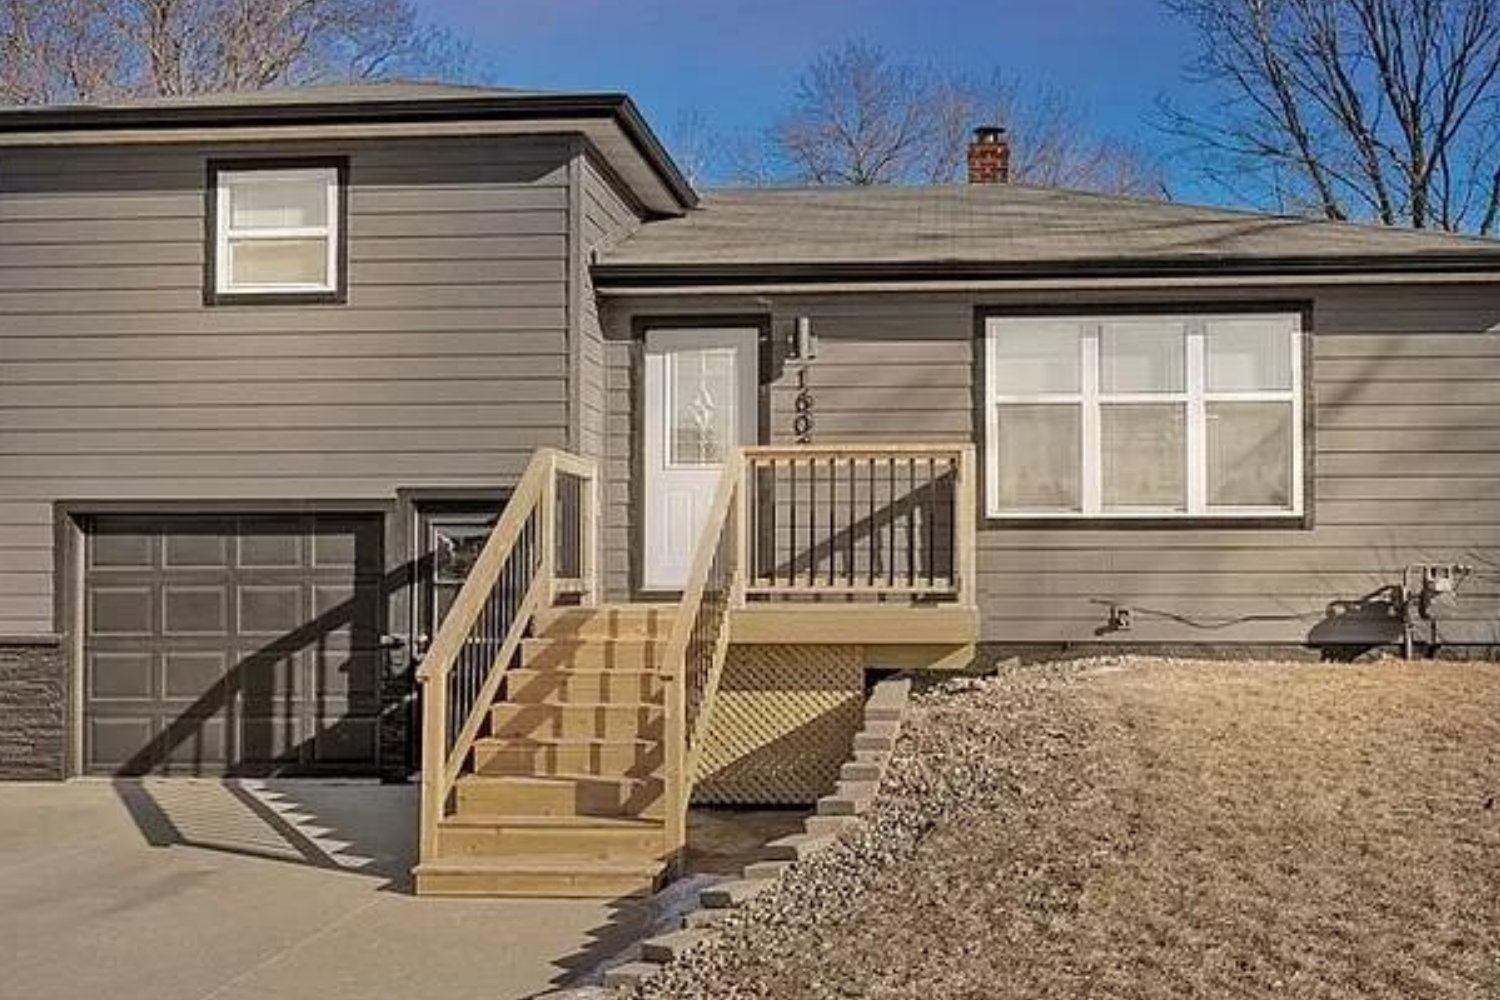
742;444;977;605
660;443;976;858
416;447;597;863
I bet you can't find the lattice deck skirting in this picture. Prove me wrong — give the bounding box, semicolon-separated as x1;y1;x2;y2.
692;645;864;805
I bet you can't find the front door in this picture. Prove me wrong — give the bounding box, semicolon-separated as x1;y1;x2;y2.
642;327;759;590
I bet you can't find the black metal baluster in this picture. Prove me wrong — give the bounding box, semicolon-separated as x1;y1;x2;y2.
887;458;896;591
927;457;936;589
768;458;780;590
789;459;797;589
906;458;916;590
828;456;836;587
847;458;856;590
807;457;815;589
868;457;876;587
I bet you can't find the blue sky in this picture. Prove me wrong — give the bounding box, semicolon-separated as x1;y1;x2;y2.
414;0;1204;189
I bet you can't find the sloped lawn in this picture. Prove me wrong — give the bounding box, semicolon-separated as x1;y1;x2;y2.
635;657;1500;1000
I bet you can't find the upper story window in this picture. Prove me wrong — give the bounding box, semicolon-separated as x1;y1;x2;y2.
208;161;345;303
983;312;1305;520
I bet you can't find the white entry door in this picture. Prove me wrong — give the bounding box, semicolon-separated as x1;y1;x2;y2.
643;327;759;590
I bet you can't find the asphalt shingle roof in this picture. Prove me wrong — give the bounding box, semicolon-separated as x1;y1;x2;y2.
601;183;1500;270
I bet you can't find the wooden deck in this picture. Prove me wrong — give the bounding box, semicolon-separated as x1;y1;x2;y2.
412;443;978;896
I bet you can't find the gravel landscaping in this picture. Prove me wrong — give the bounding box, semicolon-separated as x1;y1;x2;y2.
625;656;1500;1000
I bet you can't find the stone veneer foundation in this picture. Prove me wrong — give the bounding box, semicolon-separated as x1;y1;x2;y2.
0;639;66;779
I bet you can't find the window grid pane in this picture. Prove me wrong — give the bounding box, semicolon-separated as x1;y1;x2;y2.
1101;320;1186;394
1206;402;1294;508
227;175;329;231
1206;319;1293;392
1101;403;1187;511
228;238;330;288
994;403;1081;512
989;321;1082;395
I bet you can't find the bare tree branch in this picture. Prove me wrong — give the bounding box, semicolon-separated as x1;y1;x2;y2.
1162;0;1500;233
758;41;1165;196
0;0;468;103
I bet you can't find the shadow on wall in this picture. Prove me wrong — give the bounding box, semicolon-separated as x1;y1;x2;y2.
105;544;434;781
1309;585;1406;661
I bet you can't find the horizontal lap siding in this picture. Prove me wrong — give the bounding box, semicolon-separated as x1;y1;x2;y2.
576;159;640;465
572;154;642;600
0;137;575;635
602;286;1500;646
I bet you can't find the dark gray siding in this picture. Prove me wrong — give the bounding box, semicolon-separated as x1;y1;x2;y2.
601;284;1500;647
0;136;575;636
566;152;642;597
570;148;642;463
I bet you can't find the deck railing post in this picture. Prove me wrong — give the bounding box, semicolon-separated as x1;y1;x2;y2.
582;462;599;606
418;671;446;862
732;452;749;608
663;657;687;859
957;445;978;607
539;449;558;608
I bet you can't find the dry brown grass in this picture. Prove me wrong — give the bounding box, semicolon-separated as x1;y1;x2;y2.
639;657;1500;1000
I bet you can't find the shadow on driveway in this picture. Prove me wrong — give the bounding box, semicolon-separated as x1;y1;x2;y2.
112;778;415;890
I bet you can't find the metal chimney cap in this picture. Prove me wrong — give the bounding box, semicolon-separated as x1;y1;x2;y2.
972;125;1007;142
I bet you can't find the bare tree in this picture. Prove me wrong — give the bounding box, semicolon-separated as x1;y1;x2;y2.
0;0;466;104
772;42;939;185
1161;0;1500;233
760;41;1165;195
666;108;722;188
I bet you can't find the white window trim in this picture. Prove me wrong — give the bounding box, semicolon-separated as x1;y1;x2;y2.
214;166;340;296
984;313;1305;520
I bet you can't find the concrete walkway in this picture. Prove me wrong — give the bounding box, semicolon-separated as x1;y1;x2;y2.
0;779;655;1000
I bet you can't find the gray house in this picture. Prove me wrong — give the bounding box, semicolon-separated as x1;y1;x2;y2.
1;84;1496;896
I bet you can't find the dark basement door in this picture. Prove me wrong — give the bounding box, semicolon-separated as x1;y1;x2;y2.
81;513;385;776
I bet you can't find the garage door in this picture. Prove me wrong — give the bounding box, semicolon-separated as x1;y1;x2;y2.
82;514;384;776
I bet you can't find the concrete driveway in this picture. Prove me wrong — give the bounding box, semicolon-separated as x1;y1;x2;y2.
0;779;658;1000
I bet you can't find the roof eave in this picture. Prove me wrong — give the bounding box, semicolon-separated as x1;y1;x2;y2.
592;252;1500;291
0;91;698;212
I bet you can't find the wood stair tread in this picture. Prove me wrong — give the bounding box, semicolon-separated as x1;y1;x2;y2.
415;856;665;876
495;700;660;709
455;773;659;788
523;637;666;646
508;666;662;674
472;735;659;748
439;812;663;829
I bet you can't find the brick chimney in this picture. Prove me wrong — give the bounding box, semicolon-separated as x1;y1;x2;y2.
967;126;1011;184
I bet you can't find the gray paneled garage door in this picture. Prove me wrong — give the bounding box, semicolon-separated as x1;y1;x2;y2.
82;514;384;776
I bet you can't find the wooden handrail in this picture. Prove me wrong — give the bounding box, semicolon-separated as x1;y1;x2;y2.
744;443;970;456
660;449;745;857
417;447;598;863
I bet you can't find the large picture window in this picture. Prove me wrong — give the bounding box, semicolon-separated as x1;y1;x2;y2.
209;162;344;302
983;312;1304;519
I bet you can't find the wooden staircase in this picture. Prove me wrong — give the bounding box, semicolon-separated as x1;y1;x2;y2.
414;604;676;897
412;443;978;898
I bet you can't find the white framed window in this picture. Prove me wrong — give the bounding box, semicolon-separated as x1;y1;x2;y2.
211;164;342;299
983;312;1304;519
